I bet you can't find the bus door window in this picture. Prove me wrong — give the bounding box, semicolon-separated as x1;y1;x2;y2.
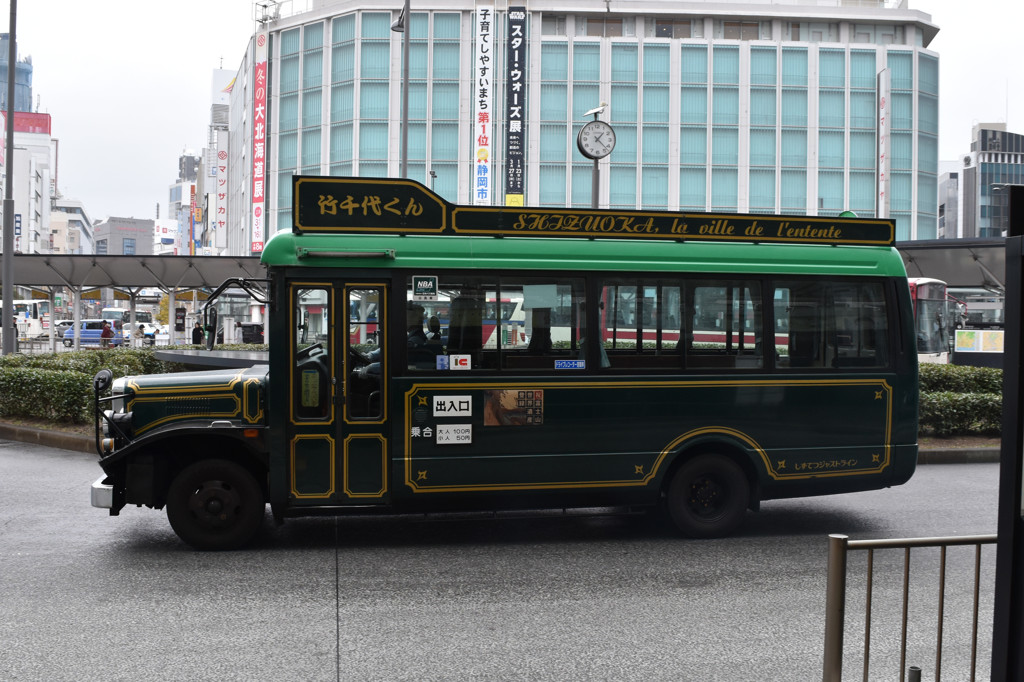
292;287;333;421
347;288;385;419
686;281;763;369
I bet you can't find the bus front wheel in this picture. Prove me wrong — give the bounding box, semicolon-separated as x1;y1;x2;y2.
666;454;749;538
166;459;264;550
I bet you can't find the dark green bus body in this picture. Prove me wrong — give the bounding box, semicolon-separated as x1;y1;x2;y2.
266;233;916;513
92;179;916;549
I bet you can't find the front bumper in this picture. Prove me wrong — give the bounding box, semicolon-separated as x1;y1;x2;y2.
91;476;114;509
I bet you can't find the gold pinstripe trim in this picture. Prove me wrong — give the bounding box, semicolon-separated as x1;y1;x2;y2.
343;434;388;498
290;434;336;499
403;378;894;492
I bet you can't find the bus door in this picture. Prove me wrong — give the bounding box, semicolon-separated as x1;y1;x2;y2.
287;282;389;508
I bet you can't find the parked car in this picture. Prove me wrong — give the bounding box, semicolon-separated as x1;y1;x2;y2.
238;322;264;344
62;319;128;347
53;319;75;339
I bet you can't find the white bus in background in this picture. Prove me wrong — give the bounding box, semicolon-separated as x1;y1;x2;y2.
12;299;51;338
100;306;154;331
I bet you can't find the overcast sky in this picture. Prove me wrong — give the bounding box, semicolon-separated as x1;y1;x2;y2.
4;0;1022;221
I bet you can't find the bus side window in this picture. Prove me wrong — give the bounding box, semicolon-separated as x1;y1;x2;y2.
686;281;762;370
447;293;484;361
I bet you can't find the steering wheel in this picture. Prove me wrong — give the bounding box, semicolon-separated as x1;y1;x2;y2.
348;346;370;368
296;342;323;361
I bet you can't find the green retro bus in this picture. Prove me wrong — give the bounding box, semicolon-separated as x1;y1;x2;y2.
91;176;918;550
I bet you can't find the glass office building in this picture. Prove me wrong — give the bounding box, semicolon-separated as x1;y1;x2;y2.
962;126;1024;238
227;0;939;254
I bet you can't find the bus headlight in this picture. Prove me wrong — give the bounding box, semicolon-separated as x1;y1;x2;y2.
102;410;134;442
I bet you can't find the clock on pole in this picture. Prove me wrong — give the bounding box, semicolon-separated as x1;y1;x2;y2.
577;105;614;208
576;120;616;160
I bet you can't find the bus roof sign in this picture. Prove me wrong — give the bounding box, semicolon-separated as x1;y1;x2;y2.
293;175;895;247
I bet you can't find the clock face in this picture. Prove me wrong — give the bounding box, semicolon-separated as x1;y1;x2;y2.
577;120;616;160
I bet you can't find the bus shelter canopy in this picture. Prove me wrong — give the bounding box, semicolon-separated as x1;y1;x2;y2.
6;254;265;293
897;238;1006;291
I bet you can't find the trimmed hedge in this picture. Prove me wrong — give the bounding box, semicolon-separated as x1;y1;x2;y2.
919;391;1001;437
918;363;1002;437
0;366;94;423
0;345;267;424
918;363;1002;394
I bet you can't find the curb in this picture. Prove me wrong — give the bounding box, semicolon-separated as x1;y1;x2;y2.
918;448;1000;465
0;422;95;455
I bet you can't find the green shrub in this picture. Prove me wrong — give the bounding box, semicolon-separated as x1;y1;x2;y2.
919;391;1002;437
0;366;93;423
918;363;1002;394
0;345;268;424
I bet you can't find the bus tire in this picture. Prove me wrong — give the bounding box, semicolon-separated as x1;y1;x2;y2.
166;459;264;550
666;454;749;538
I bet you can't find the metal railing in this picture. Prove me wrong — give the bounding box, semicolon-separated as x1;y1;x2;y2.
823;533;997;682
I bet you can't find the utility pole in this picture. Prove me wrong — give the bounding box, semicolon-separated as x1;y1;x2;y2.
2;0;17;355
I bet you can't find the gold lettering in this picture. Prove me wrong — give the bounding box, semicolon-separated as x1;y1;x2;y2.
699;219;735;236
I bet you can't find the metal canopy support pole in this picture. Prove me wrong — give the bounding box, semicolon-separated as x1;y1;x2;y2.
72;288;81;350
47;288;56;353
2;0;17;355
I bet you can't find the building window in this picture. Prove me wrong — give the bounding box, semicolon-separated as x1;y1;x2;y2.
122;238;136;256
542;14;566;36
579;17;634;37
721;21;764;40
652;20;692;38
96;239;107;255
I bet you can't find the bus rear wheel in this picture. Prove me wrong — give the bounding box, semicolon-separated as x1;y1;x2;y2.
666;454;749;538
166;459;264;550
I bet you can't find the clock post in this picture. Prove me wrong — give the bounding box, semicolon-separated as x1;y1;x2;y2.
576;105;615;209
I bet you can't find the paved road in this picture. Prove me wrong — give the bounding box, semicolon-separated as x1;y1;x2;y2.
0;439;999;681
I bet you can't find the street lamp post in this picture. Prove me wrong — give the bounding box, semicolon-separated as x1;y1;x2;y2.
2;0;18;355
391;0;410;178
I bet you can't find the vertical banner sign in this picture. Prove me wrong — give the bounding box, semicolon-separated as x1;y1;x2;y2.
251;30;269;253
215;129;229;250
189;184;197;256
876;68;891;220
473;7;494;206
505;7;527;207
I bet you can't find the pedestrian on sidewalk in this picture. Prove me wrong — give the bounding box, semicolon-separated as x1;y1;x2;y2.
100;321;114;349
133;323;146;348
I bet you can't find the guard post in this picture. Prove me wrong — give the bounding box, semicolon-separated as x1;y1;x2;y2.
993;184;1024;678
